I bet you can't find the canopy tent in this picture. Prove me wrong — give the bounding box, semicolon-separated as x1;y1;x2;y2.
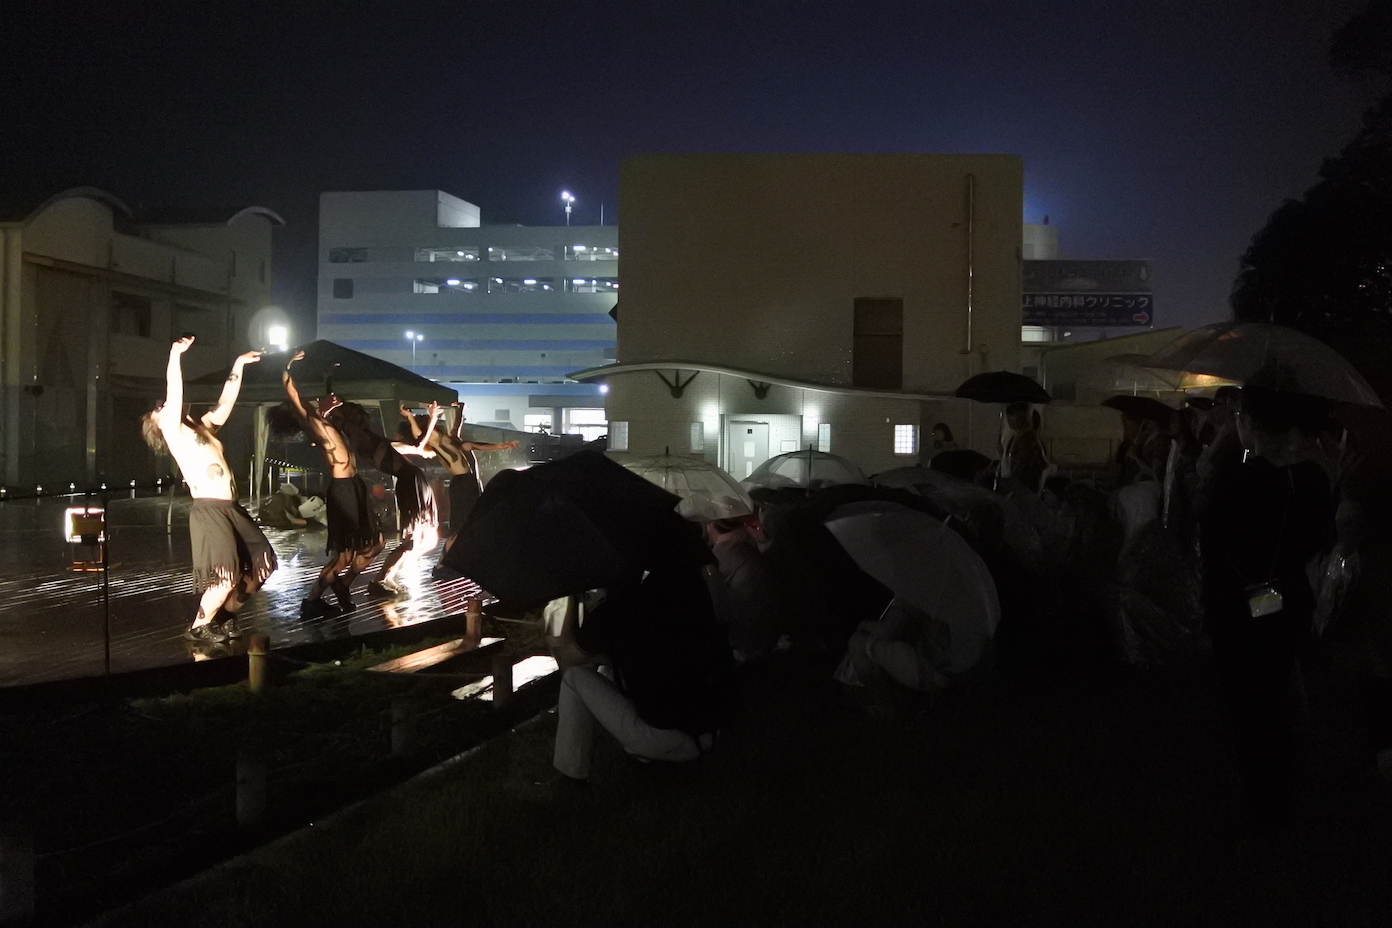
186;340;458;503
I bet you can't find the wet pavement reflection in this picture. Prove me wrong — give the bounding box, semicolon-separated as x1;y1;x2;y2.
0;493;483;686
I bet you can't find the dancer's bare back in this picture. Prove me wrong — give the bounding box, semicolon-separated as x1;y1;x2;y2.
156;337;261;500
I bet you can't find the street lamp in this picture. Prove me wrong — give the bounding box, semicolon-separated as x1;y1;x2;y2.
561;191;575;226
404;330;424;371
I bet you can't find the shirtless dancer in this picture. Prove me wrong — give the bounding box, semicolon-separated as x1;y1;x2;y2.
141;337;277;643
281;351;385;617
398;402;519;558
327;400;440;598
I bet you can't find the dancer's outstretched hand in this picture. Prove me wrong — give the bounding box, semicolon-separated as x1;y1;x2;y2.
236;350;264;366
172;336;195;354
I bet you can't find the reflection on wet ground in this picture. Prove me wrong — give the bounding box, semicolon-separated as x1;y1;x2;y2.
0;493;483;686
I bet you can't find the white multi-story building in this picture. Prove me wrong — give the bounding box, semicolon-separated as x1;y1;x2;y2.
316;191;615;434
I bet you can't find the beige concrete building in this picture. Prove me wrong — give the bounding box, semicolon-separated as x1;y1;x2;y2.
0;188;283;486
572;153;1025;478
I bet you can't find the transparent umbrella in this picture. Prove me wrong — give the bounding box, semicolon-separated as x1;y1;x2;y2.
620;451;754;521
741;449;870;491
1145;321;1383;407
825;499;1000;640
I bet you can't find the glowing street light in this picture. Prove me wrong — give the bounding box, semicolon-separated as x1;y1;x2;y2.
404;330;424;371
561;191;575;226
266;324;289;352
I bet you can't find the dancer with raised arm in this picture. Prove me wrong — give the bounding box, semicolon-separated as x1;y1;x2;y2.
397;401;519;559
327;399;440;599
141;337;276;643
278;351;385;617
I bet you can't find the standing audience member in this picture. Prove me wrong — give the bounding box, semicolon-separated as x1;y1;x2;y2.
1197;385;1334;826
704;517;785;662
140;337;275;643
930;423;959;455
1000;401;1047;494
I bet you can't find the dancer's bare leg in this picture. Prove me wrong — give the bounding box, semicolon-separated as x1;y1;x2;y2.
383;525;438;586
194;581;235;629
307;552;352;603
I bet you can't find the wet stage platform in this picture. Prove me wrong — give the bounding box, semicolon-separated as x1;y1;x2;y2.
0;492;485;688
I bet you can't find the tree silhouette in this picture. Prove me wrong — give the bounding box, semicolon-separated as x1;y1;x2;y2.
1230;1;1392;402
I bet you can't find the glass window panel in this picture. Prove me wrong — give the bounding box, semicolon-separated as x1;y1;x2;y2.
415;278;480;293
416;247;480;263
328;247;368;263
894;424;917;455
487;245;555;262
563;278;619;293
564;245;619;261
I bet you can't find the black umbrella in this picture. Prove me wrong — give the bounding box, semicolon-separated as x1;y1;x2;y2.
442;451;703;606
929;449;993;481
954;371;1051;404
1101;395;1176;424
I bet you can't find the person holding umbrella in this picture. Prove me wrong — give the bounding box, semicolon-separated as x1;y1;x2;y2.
1197;384;1335;826
999;402;1048;493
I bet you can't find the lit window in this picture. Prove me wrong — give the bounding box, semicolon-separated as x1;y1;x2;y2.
894;424;917;455
416;247;479;263
563;278;619;293
487;277;554;293
567;408;607;426
523;413;553;433
488;246;555;262
1021;326;1054;343
690;422;705;453
564;245;619;261
328;247;368;263
817;423;831;453
415;278;480;293
609;421;629;451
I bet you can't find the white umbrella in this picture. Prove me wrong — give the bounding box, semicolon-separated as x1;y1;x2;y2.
825;500;1000;640
741;449;870;491
620;451;753;521
1146;321;1382;407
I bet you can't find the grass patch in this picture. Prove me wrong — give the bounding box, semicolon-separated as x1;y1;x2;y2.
3;629;553;927
92;649;1392;928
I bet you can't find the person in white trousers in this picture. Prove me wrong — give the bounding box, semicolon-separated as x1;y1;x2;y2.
553;664;714;781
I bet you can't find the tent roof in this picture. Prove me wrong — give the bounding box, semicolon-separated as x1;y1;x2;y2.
187;340;457;406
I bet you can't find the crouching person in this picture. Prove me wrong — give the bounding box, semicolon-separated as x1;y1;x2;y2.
840;597;992;702
553;565;738;781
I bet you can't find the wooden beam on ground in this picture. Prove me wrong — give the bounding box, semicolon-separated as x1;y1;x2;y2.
367;636;504;674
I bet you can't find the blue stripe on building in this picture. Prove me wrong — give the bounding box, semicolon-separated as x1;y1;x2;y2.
429;366;583;378
338;339;615;352
319;313;615;326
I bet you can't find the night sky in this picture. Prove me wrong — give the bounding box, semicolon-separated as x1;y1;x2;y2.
4;1;1379;340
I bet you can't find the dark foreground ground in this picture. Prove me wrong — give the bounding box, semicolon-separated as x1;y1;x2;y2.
93;646;1392;928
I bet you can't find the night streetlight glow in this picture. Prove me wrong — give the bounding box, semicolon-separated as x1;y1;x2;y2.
561;191;576;225
404;330;424;371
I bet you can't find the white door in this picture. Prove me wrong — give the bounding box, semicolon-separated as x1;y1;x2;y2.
728;421;769;480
